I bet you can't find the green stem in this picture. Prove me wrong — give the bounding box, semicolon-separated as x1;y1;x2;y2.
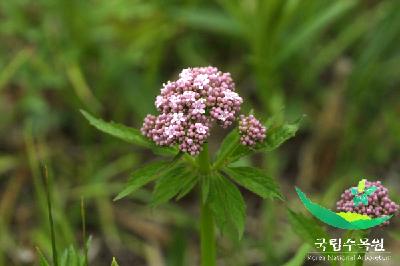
200;201;216;266
198;144;211;174
43;166;59;266
197;144;216;266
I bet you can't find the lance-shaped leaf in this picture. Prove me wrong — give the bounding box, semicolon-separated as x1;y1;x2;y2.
208;173;246;239
176;173;198;200
59;245;84;266
213;116;303;168
223;167;282;200
151;166;195;206
114;161;170;201
80;110;177;156
229;116;304;162
261;116;304;151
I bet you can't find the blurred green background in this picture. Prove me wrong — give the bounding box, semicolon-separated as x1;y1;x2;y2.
1;0;399;265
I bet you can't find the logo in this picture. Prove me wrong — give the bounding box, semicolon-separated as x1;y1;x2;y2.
295;179;398;229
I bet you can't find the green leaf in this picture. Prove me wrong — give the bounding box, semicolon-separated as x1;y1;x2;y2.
60;249;68;266
59;245;83;266
176;174;198;200
61;245;81;266
172;7;242;37
214;116;303;168
151;166;192;206
80;110;177;156
260;116;304;151
287;208;329;245
213;129;240;165
223;167;282;199
208;173;246;239
277;0;357;64
67;246;79;266
111;257;120;266
114;161;170;201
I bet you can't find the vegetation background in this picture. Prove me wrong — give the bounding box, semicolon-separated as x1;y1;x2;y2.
0;0;399;265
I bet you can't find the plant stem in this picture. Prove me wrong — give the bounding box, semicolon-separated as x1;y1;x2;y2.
197;144;216;266
81;197;89;266
200;201;216;266
43;166;59;266
198;144;211;174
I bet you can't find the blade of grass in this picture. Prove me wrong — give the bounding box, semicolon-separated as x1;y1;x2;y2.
0;48;32;91
277;0;357;64
66;62;102;112
36;247;51;266
81;197;89;266
43;165;59;266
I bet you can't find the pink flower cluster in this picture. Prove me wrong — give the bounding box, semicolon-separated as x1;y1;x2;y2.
141;66;243;155
336;180;399;226
238;115;266;146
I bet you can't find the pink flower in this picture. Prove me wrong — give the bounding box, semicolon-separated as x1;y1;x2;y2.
194;123;208;135
164;125;177;140
238;115;266;146
172;112;186;124
192;99;206;115
141;66;244;155
155;96;164;109
182;91;196;102
194;74;210;90
223;90;240;101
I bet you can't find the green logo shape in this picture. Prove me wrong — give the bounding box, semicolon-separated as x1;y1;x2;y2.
295;187;392;230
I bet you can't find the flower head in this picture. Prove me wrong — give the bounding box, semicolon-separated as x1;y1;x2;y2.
336;180;399;226
141;66;265;155
238;115;266;146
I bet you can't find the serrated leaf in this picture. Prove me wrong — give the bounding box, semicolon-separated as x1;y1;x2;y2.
261;116;304;151
208;173;246;239
111;257;120;266
223;167;282;200
151;166;192;206
229;116;303;162
287;208;329;246
176;174;198;200
114;161;170;201
80;110;177;156
213;116;303;168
